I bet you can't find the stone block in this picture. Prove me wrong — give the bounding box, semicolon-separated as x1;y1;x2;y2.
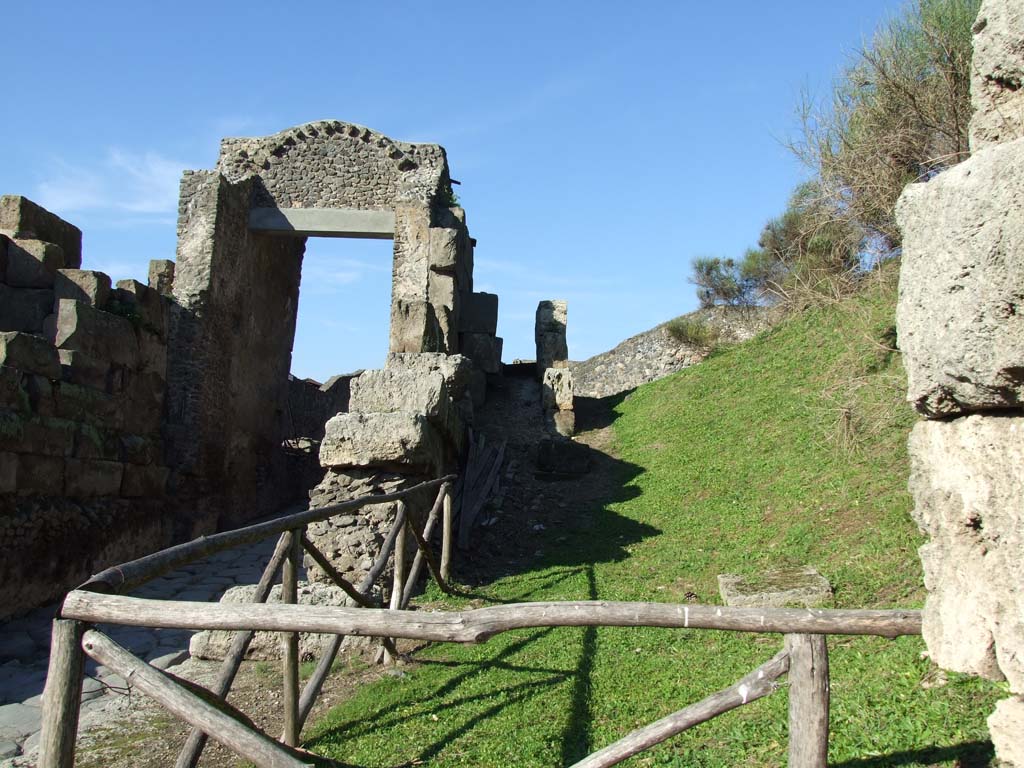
147;259;175;295
469;366;486;408
0;196;82;268
54;299;139;368
390;298;443;354
54;382;122;428
4;239;64;288
15;453;64;495
121;370;164;435
391;205;431;303
0;412;76;457
119;434;159;465
989;697;1024;767
114;279;167;339
135;327;167;379
717;567;833;608
460;333;502;374
536;299;568;376
64;458;124;497
26;374;55;417
908;415;1024;690
896;137;1024;416
319;411;443;473
320;371;358;414
0;332;60;379
970;0;1024;151
53;269;111;308
350;368;448;422
0;366;29;413
385;352;475;402
0;284;53;334
0;451;15;493
121;464;169;497
542;367;574;411
73;424;119;461
428;226;462;271
58;349;110;392
460;291;498;335
190;581;350;662
547;408;575;438
0;235;7;282
427;270;457;351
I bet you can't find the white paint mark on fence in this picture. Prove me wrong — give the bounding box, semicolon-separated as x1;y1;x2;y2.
684;607;689;628
738;683;750;704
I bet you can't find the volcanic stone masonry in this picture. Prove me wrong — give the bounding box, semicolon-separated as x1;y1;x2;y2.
895;0;1024;762
0;119;507;622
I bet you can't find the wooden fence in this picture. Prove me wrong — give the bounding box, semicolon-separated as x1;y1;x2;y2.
36;474;922;768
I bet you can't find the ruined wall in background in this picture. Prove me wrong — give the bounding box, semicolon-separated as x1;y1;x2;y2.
167;172;306;532
895;1;1024;761
0;197;175;619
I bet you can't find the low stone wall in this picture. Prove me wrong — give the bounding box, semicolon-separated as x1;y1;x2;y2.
571;307;772;399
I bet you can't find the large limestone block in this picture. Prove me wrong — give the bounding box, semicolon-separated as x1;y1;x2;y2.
392;205;431;303
349;368;448;422
53;269;111;309
4;239;64;289
0;196;82;269
460;333;502;374
0;285;52;335
385;352;474;402
54;298;139;368
536;300;568;376
542;367;574;411
896;138;1024;416
970;0;1024;151
908;415;1024;690
147;259;175;295
460;291;498;335
114;279;166;339
390;299;443;354
189;581;353;661
319;411;442;473
0;332;60;379
989;697;1024;767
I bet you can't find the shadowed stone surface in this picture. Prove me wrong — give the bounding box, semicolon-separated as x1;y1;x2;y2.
0;196;81;270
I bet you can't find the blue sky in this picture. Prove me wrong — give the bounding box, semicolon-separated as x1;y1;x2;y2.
1;1;904;382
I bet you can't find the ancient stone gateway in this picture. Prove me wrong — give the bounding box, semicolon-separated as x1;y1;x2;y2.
168;121;502;532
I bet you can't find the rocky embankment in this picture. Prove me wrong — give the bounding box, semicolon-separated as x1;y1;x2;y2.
571;306;773;399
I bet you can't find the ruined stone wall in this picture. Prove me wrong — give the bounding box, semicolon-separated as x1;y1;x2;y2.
571;306;773;400
0;197;175;620
895;1;1024;761
167;171;306;531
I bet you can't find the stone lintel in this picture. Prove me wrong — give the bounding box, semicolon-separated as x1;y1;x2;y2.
248;207;395;239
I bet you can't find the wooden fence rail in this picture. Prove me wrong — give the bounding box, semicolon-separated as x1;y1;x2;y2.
38;472;923;768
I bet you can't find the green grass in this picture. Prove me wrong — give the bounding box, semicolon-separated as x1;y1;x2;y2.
305;272;1002;766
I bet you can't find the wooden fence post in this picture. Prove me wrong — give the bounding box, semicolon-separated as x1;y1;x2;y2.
440;485;453;583
281;529;302;746
38;619;86;768
383;502;407;665
786;633;829;768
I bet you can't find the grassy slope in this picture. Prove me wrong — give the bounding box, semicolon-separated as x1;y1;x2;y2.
307;274;1002;767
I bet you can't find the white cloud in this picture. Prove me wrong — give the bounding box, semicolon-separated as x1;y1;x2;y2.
35;148;187;217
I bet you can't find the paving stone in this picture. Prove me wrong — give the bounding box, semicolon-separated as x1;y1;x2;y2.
106;629;156;657
0;703;40;739
173;589;216;602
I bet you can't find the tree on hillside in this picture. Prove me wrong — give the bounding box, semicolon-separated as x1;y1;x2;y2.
690;0;979;308
793;0;979;249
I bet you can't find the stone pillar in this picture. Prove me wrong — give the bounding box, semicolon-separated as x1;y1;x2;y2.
895;2;1024;761
535;300;568;377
